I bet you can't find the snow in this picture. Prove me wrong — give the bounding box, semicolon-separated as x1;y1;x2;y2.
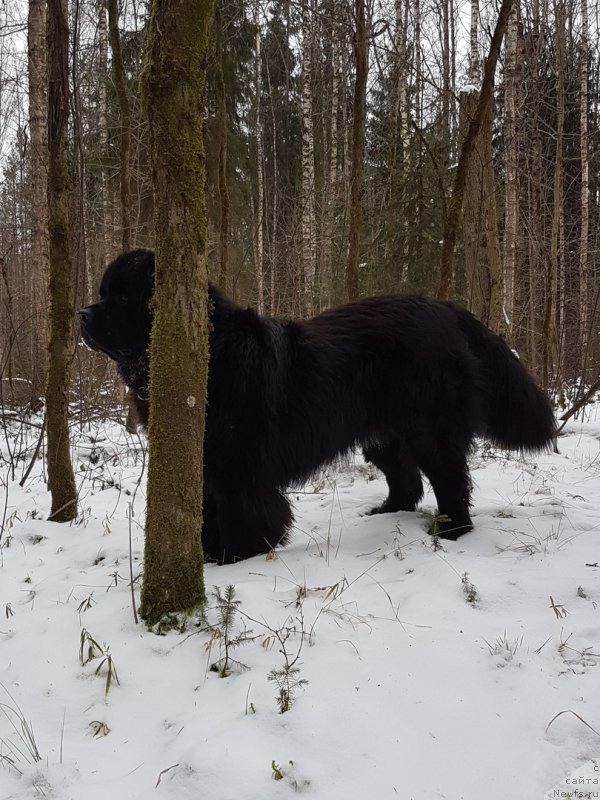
1;407;600;800
459;83;480;94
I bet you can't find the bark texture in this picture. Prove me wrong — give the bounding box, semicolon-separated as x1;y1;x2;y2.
108;0;132;251
502;1;518;341
346;0;368;301
579;0;590;373
140;0;214;625
437;0;513;300
27;0;49;402
46;0;78;522
301;0;316;315
215;1;230;294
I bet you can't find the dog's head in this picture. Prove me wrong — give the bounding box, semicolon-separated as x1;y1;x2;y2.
79;250;155;366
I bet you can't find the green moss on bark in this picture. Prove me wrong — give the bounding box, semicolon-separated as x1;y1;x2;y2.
139;0;214;625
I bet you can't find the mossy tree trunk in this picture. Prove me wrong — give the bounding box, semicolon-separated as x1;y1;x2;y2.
46;0;78;523
140;0;214;625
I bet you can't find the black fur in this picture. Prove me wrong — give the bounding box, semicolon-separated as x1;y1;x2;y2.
80;249;556;563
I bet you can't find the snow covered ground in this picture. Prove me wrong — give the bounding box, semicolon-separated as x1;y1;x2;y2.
1;406;599;800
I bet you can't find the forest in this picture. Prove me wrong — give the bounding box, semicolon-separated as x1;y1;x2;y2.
1;3;600;797
0;0;598;410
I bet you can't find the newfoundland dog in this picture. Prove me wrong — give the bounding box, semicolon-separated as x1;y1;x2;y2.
80;249;556;563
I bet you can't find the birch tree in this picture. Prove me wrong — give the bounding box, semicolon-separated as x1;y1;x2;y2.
27;0;48;402
301;0;316;314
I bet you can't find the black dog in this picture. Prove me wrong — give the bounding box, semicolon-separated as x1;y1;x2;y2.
80;249;556;563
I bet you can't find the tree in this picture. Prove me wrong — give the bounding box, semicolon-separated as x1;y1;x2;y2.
543;0;564;390
301;0;316;314
502;0;518;342
108;0;132;251
214;0;230;293
437;0;513;301
46;0;77;522
27;0;49;404
139;0;214;625
97;0;111;273
254;0;265;312
579;0;590;376
346;0;368;301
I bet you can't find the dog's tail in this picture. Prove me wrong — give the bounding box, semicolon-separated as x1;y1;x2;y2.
452;306;556;451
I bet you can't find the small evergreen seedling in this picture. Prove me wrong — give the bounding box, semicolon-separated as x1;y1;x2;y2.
461;572;479;605
208;585;253;677
265;610;309;712
268;666;308;713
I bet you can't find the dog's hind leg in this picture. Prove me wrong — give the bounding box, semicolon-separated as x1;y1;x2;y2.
363;440;424;514
411;437;473;540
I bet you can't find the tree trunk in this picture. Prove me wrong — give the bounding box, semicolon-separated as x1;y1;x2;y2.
46;0;78;522
437;0;513;300
544;2;564;390
140;0;213;625
97;0;111;272
481;94;504;333
502;0;518;341
346;0;368;301
322;4;339;308
27;0;49;403
71;0;89;311
441;0;451;150
108;0;135;433
579;0;589;375
108;0;132;251
254;4;264;313
215;1;230;294
461;0;483;317
460;90;483;317
301;0;317;315
265;56;278;315
460;11;503;334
